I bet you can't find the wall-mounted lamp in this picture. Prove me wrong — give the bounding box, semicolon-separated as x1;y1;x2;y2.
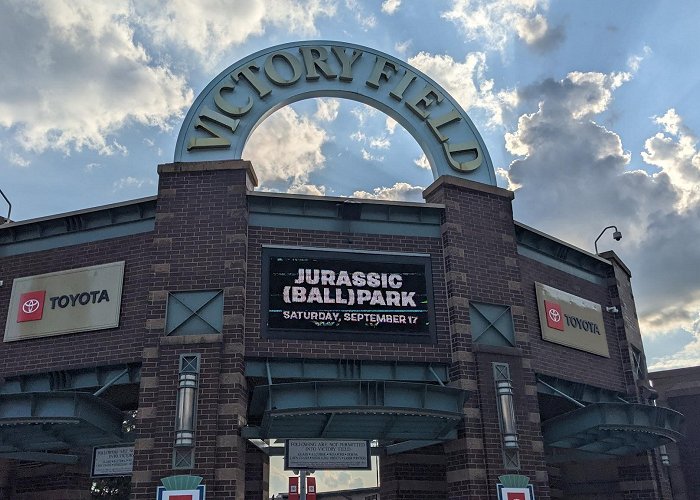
175;355;200;447
493;362;520;452
606;306;619;313
594;225;622;254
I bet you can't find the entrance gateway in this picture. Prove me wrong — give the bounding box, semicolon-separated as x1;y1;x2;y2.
0;40;683;500
175;40;496;185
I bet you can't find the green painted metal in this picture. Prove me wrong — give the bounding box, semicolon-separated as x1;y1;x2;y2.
166;290;224;336
0;451;79;464
542;402;683;458
0;197;156;257
0;392;130;454
245;359;449;383
248;193;442;238
470;302;515;347
0;363;140;395
245;380;467;441
383;440;443;455
536;374;626;404
515;222;612;285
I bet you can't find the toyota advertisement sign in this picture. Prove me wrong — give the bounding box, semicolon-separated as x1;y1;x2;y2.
535;282;609;357
4;262;125;342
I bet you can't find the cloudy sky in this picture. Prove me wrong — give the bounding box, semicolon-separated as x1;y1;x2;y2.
1;0;699;492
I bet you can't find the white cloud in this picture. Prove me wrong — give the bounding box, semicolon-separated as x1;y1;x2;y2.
0;1;192;155
414;154;431;170
315;98;340;122
84;162;102;172
345;0;376;30
353;182;425;202
641;109;700;209
7;151;30;168
409;51;518;127
244;106;328;185
501;66;700;368
381;0;401;14
135;0;336;67
393;40;412;57
385;117;398;135
113;176;156;191
351;131;367;142
441;0;560;52
361;148;384;162
369;136;391;149
627;45;652;73
287;183;327;196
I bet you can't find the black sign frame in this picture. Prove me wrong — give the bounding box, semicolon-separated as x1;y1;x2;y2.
284;439;372;471
261;246;436;344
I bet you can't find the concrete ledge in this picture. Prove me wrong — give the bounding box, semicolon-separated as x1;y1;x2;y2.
423;175;514;201
446;467;487;482
160;334;223;345
158;159;259;187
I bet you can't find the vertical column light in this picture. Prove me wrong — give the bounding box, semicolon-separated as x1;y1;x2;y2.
493;362;520;470
175;354;200;447
494;363;518;449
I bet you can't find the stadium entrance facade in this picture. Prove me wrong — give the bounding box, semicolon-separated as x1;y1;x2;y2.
0;41;681;499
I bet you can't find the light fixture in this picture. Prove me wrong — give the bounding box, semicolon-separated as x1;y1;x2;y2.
594;225;622;254
494;363;518;449
175;355;199;447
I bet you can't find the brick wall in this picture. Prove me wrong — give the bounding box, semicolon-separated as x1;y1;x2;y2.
0;232;152;377
518;256;626;392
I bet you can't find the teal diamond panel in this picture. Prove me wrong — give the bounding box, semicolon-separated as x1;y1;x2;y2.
166;290;224;336
470;302;515;347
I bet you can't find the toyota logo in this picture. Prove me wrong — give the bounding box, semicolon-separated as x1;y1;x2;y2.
548;308;561;323
22;298;41;314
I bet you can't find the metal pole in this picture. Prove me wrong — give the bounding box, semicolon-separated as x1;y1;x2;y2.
0;189;11;224
300;470;307;500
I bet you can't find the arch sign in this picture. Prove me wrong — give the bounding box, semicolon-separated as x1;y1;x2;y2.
175;40;496;185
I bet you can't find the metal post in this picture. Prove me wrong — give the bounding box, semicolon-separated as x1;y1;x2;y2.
300;470;307;500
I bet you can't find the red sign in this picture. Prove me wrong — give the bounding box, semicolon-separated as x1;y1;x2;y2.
307;476;317;500
289;477;300;500
507;493;526;500
544;300;564;331
17;290;46;323
170;496;193;500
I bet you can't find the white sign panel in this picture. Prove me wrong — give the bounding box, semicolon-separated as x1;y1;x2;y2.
4;261;125;342
92;445;134;477
285;440;371;470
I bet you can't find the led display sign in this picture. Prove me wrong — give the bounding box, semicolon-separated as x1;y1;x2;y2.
261;247;435;343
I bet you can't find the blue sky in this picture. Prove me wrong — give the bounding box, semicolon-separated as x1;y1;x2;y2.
1;0;700;492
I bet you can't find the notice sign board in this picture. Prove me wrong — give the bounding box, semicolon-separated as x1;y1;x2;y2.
535;282;609;357
91;445;134;477
4;261;124;342
285;440;371;470
262;247;435;343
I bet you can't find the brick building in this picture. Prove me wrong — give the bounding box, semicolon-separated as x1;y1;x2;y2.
0;41;683;499
650;366;700;500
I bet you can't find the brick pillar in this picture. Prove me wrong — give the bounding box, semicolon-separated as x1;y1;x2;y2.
602;253;673;500
131;160;256;500
244;442;269;500
424;176;550;500
379;444;446;500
